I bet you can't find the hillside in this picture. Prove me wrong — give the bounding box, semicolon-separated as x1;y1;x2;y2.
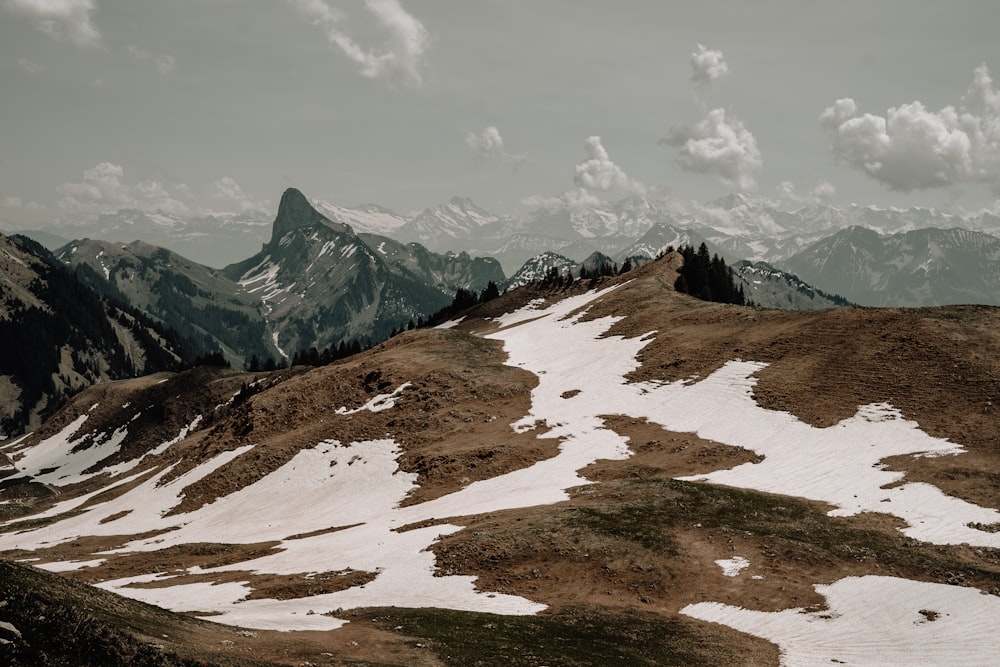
56;239;272;366
1;253;999;664
0;234;185;437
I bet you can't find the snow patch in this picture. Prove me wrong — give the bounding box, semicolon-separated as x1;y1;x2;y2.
435;317;465;329
682;576;1000;666
336;383;412;415
715;556;750;577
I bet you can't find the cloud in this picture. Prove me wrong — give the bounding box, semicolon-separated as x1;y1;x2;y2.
775;179;837;206
663;108;762;191
690;43;728;86
522;187;603;215
465;126;526;167
4;0;101;48
17;57;43;74
574;136;646;195
211;176;267;213
811;180;837;201
288;0;429;88
820;64;1000;193
127;45;176;74
56;162;193;217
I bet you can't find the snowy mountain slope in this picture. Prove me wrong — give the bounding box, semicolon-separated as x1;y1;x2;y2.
311;200;409;236
733;260;851;310
3;253;1000;664
501;251;577;291
615;223;704;261
396;196;511;250
223;188;504;357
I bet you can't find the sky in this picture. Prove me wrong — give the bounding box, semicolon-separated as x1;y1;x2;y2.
1;0;999;228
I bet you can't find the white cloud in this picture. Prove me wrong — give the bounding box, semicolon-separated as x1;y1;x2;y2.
775;179;837;206
127;45;176;74
17;57;43;74
811;179;837;201
288;0;429;88
55;163;192;217
154;54;176;75
690;43;728;86
574;136;646;195
211;176;267;213
820;64;1000;193
4;0;101;48
465;126;526;167
522;187;602;215
1;196;44;211
663;108;762;192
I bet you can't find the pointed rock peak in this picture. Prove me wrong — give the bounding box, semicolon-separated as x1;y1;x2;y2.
270;188;330;244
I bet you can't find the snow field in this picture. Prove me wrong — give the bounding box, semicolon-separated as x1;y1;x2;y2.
681;576;1000;666
6;282;1000;641
490;285;1000;547
716;556;750;577
7;414;134;486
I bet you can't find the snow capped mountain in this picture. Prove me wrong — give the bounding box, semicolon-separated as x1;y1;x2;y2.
617;223;703;261
224;189;504;357
502;251;576;291
733;260;851;310
781;226;1000;306
311;200;409;236
396;196;510;249
48;189;504;367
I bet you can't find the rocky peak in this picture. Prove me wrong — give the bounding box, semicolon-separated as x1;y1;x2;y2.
270;188;333;245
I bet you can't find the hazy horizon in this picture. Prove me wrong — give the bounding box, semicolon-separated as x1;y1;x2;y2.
3;1;1000;231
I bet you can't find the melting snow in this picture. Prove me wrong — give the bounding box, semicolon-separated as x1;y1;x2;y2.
102;415;203;478
336;383;412;414
39;558;107;572
7;282;1000;637
715;556;750;577
5;414;134;485
435;317;465;329
682;576;1000;666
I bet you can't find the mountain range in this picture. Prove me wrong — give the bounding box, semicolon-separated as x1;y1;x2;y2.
2;255;999;665
17;191;1000;308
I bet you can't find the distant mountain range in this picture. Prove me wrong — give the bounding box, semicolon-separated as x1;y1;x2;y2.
782;226;1000;307
16;189;1000;308
58;189;503;362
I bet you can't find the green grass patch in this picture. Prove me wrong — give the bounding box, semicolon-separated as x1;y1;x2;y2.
571;479;1000;588
371;605;727;666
